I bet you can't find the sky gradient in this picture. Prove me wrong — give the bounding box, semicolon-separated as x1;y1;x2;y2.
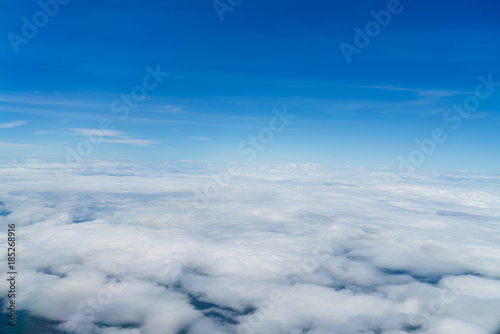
1;0;499;173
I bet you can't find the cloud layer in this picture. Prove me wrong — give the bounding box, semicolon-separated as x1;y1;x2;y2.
1;162;499;334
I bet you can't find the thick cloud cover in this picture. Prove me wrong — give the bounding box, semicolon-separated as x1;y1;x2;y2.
1;161;500;334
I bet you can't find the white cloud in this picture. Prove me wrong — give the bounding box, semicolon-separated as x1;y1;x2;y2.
155;105;186;114
351;85;465;99
35;130;56;135
0;142;49;148
68;128;157;147
101;138;158;147
0;162;499;333
70;128;125;137
0;120;27;128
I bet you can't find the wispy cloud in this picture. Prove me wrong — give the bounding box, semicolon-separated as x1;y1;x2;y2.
69;128;125;137
69;128;157;147
35;130;57;135
152;105;187;114
351;85;466;99
0;142;49;148
0;93;106;109
177;159;213;162
190;137;210;141
101;138;157;147
0;120;27;128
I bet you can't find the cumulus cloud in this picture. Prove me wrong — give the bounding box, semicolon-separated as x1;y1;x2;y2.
0;162;499;334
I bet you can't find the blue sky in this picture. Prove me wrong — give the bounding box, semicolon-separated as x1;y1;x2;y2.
1;0;499;172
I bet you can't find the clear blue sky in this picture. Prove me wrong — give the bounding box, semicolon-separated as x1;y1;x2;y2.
1;0;499;172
